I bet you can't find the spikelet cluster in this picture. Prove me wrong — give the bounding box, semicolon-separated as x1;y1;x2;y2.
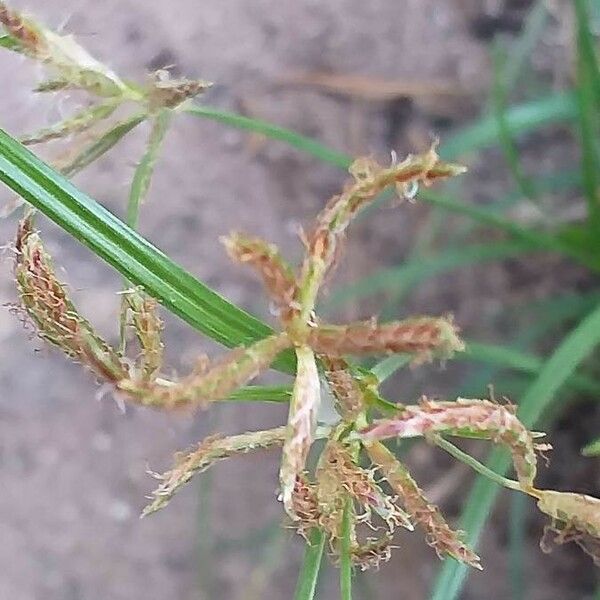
5;4;599;576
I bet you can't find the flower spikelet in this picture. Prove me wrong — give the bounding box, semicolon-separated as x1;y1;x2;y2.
321;356;366;420
143;426;287;516
309;316;464;362
14;217;127;383
361;397;538;487
535;489;600;564
365;440;481;569
119;332;290;409
221;231;298;315
126;291;164;382
0;2;48;58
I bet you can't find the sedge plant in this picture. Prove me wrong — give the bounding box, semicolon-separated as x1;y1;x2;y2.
1;4;599;599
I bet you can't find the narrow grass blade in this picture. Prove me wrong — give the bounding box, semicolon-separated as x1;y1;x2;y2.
574;0;600;231
325;241;536;308
0;33;20;50
419;190;596;268
430;302;600;600
582;438;600;457
293;528;327;600
226;385;292;403
187;100;593;268
492;43;536;201
340;499;353;600
0;127;295;371
126;109;172;229
501;1;549;94
62;113;147;177
439;91;577;160
185;105;351;169
461;341;600;397
508;493;527;600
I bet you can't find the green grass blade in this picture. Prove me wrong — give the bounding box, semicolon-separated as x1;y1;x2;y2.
439;91;577;160
582;437;600;456
293;529;327;600
0;127;295;371
0;34;19;50
492;44;536;201
62;113;147;177
185;105;351;169
187;94;578;166
126;109;172;229
226;385;292;403
574;0;600;231
462;341;600;397
501;1;549;94
419;190;596;268
340;500;353;600
508;493;527;600
326;241;537;308
430;302;600;600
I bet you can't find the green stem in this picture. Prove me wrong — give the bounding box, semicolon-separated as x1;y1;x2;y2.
340;498;354;600
293;528;326;600
433;435;522;492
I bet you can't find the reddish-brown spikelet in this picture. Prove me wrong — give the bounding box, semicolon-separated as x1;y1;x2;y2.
361;397;538;487
321;441;413;532
365;440;481;569
143;426;287;516
280;345;321;516
351;535;394;571
14;218;127;383
290;473;322;538
221;232;298;317
0;2;48;58
309;316;464;362
321;357;366;420
119;332;290;409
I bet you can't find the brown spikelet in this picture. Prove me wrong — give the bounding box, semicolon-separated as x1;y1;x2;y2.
126;292;164;382
361;397;538;487
148;70;211;110
296;145;466;314
309;316;464;362
290;473;322;538
321;357;366;420
0;2;48;58
14;217;127;383
280;345;320;516
143;426;287;516
221;231;298;317
365;440;481;569
321;441;413;532
119;332;290;409
351;535;394;571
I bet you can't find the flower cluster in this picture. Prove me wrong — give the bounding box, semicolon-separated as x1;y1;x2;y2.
4;1;600;574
